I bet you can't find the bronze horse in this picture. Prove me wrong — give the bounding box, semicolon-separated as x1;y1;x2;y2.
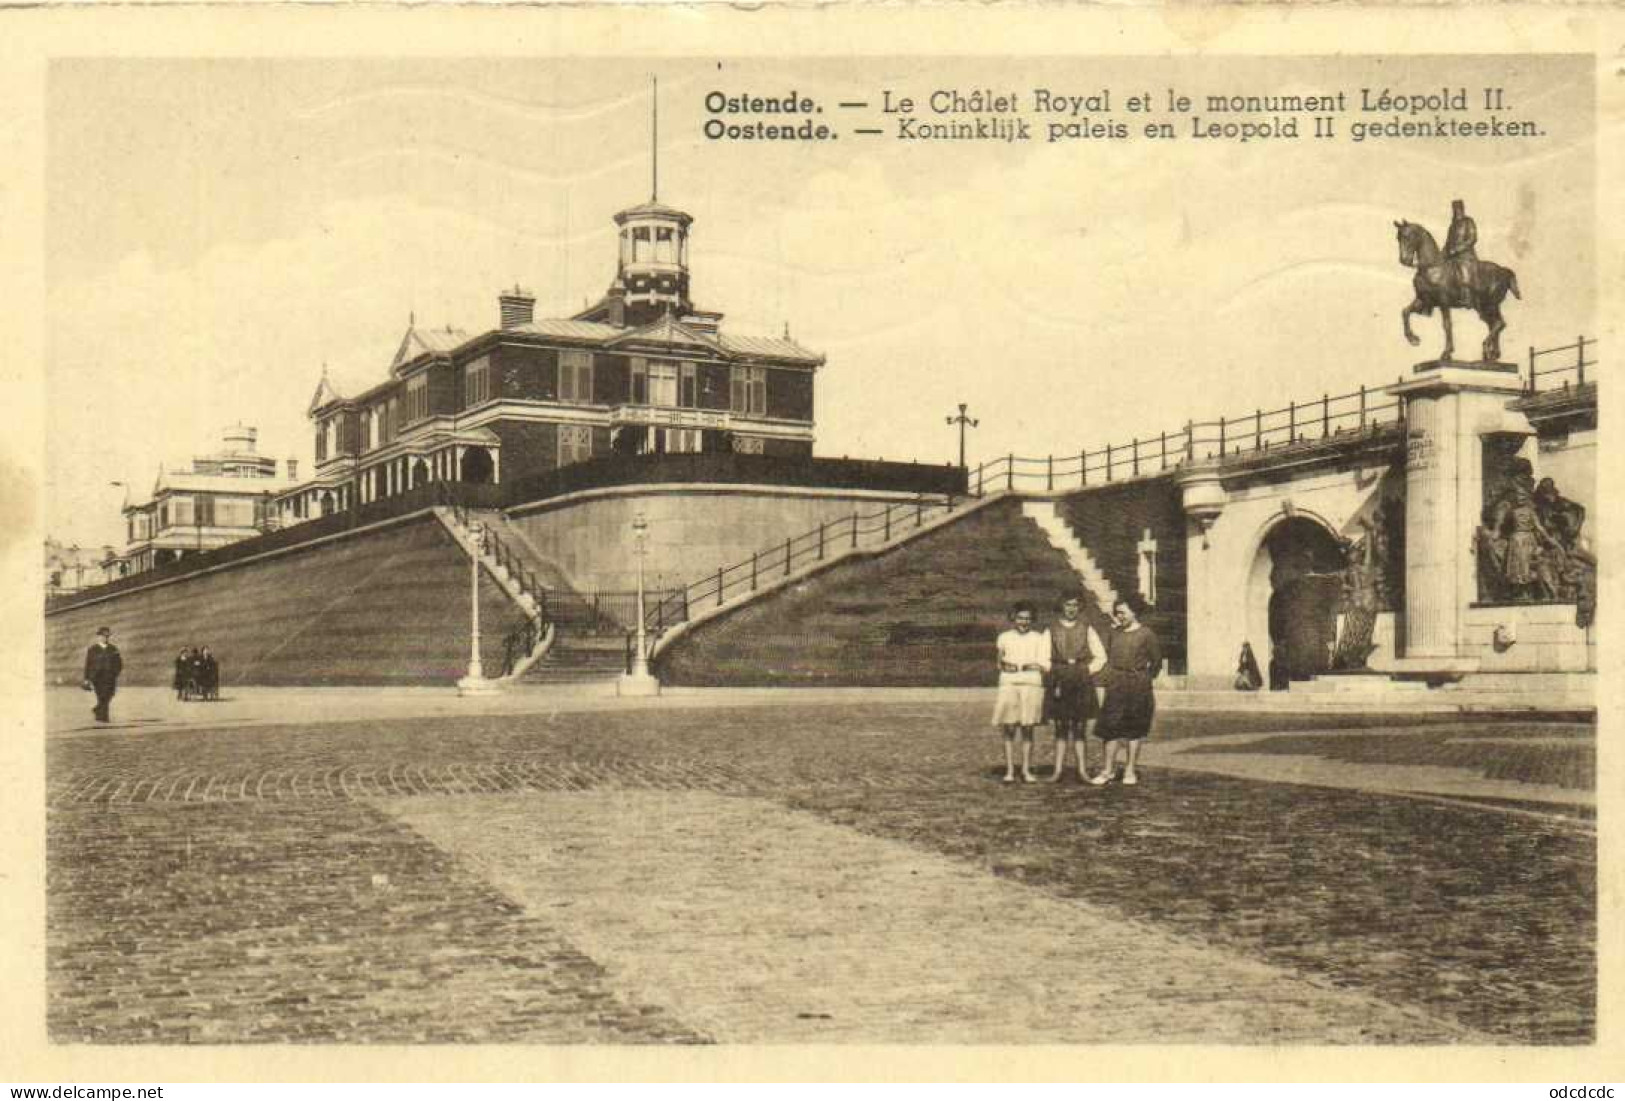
1395;220;1520;362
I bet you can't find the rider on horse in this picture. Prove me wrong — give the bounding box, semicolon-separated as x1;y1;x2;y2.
1443;198;1478;307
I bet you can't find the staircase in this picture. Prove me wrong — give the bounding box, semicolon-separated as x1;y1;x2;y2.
451;507;632;689
521;636;629;686
435;506;552;679
1020;500;1120;614
474;511;611;635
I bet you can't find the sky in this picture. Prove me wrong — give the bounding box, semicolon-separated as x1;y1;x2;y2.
45;54;1596;551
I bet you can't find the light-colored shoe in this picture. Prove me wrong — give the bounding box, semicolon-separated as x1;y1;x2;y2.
1022;773;1038;784
1003;774;1016;784
1122;772;1139;786
1087;772;1110;786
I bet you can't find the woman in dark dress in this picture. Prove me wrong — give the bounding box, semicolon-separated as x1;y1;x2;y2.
174;648;193;701
1234;641;1263;691
1090;597;1164;787
198;646;220;700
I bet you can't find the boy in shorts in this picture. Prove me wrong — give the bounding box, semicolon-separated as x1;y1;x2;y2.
992;601;1050;783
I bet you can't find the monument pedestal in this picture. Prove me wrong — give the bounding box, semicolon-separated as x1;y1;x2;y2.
1385;362;1530;672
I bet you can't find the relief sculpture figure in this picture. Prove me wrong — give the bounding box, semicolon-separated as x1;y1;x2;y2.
1475;459;1597;626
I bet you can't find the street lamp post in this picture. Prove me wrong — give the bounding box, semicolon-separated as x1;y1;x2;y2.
457;521;501;696
618;511;660;697
945;403;979;469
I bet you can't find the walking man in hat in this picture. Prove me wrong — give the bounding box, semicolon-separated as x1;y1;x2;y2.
82;626;123;724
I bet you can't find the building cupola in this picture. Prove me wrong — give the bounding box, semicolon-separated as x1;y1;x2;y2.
614;199;693;326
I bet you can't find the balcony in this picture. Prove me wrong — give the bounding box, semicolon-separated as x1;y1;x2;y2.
611;403;732;430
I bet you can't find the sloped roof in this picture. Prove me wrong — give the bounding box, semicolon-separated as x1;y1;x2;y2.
511;318;623;342
613;200;694;226
307;372;344;415
144;471;295;500
392;323;472;369
717;331;823;365
607;314;722;353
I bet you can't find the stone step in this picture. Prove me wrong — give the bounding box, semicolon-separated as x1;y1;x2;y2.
1020;500;1120;612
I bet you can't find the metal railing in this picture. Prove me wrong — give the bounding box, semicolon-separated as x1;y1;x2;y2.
1526;336;1596;395
965;386;1408;497
597;493;961;636
441;493;544;603
501;616;546;677
439;484;550;674
579;590;685;634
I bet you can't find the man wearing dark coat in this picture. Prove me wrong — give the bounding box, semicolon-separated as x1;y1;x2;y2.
1443;198;1478;305
198;647;220;700
82;626;123;723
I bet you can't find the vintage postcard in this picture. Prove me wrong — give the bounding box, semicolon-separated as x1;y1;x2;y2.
3;3;1621;1084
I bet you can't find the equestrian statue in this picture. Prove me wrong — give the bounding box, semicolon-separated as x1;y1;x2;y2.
1395;199;1521;363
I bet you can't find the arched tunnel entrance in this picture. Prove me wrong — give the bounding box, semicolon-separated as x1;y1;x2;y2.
1260;516;1346;683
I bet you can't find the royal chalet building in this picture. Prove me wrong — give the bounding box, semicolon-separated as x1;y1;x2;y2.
278;196;822;521
111;425;300;576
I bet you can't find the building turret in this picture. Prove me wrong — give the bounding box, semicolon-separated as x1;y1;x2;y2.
613;199;693;326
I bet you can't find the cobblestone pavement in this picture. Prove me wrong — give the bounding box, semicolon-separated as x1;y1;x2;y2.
47;800;704;1044
391;790;1480;1044
46;701;1595;1044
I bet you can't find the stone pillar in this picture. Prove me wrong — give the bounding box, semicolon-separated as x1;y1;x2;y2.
1176;464;1231;685
1385;363;1529;669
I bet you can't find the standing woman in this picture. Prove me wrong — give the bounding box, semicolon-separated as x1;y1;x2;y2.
1091;597;1164;787
198;646;220;701
174;648;193;701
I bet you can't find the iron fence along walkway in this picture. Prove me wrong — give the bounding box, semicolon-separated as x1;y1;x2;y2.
616;336;1598;639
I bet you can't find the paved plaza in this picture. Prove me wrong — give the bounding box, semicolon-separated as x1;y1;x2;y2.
45;688;1595;1045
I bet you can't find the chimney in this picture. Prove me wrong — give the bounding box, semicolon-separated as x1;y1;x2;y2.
499;285;535;330
286;458;299;482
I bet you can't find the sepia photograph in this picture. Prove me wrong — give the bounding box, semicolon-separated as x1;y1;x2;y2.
6;4;1621;1084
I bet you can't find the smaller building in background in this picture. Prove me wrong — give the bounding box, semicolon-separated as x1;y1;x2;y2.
112;425;299;576
45;538;117;596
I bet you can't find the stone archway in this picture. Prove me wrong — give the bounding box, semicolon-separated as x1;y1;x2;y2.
460;446;494;485
1249;515;1346;684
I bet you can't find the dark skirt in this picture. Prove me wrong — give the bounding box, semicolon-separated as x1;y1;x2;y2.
1049;665;1099;723
1096;673;1155;740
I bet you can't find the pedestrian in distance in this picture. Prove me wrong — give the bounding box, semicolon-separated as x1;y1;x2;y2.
83;626;123;724
1091;597;1164;787
1047;593;1107;782
1234;641;1264;691
198;646;220;701
187;646;206;700
992;600;1050;783
174;648;192;701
